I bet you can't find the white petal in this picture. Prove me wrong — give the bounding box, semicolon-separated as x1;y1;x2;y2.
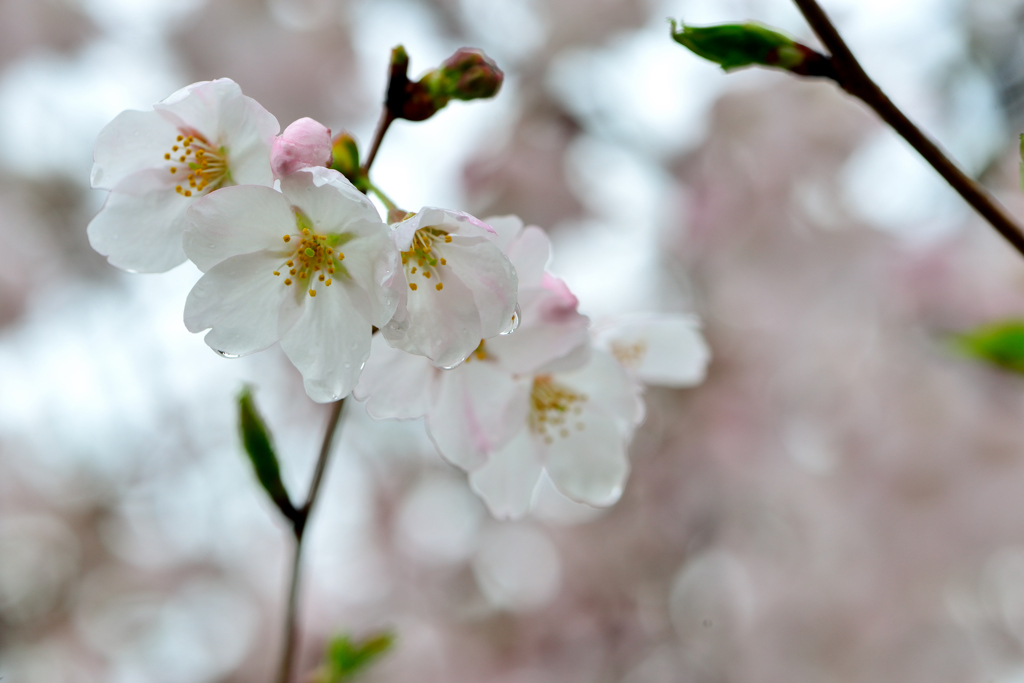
184;185;295;271
542;403;631;508
487;275;589;375
502;226;550;289
280;166;381;226
281;168;399;325
383;264;484;369
218;92;280;188
468;427;543;520
426;362;530;471
441;236;518;339
353;334;438;420
184;251;298;356
154;78;242;141
279;278;373;402
558;347;644;431
597;314;711;388
482;214;524;251
87;169;190;273
91;109;179;190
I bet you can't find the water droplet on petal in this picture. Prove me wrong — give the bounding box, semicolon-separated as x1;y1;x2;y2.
500;303;522;335
214;349;240;358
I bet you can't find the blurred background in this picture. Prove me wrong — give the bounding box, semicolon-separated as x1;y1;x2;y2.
5;0;1024;680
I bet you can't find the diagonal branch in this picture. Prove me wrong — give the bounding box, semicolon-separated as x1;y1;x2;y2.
791;0;1024;257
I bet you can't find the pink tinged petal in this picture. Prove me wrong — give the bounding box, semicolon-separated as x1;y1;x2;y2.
468;427;543;520
541;404;631;508
488;274;590;375
87;169;190;273
279;280;374;403
184;185;296;272
184;251;298;356
426;362;530;471
502;226;551;289
353;334;438;420
271;117;332;178
482;214;524;251
599;314;711;388
90;109;179;190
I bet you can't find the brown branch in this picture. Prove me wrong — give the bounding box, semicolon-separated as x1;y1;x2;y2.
361;109;394;174
276;398;346;683
791;0;1024;257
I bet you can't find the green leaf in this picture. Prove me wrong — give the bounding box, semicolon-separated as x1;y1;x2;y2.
237;386;295;517
670;20;804;72
952;320;1024;374
315;632;395;682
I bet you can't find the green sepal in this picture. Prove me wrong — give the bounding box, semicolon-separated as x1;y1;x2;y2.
331;133;370;193
313;632;395;682
952;319;1024;374
237;386;296;518
670;20;802;72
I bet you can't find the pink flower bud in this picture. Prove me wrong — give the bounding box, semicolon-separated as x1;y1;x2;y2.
271;117;332;179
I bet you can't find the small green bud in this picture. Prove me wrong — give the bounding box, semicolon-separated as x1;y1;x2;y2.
670;20;834;78
428;48;504;101
384;45;504;122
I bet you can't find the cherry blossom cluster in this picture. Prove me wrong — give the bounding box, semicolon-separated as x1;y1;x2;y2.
87;78;710;517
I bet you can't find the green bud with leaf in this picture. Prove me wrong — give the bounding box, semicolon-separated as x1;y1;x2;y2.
670;20;836;79
313;632;395;682
238;386;296;521
953;319;1024;374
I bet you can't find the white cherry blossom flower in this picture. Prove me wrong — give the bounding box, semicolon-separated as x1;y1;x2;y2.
595;314;711;387
88;78;280;273
357;217;641;516
468;344;644;518
381;208;518;369
183;166;401;402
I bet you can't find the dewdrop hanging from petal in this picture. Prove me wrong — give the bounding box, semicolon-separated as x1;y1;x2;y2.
87;78;280;273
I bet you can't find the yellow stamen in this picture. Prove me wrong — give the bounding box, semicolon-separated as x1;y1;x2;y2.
309;290;316;297
409;283;418;291
435;283;443;291
284;278;292;285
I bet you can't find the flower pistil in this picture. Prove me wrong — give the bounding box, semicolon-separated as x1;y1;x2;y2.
166;131;231;198
401;227;451;292
528;375;587;444
274;208;348;297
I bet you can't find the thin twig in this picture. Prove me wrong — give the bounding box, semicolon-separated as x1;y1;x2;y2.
276;398;346;683
361;109;395;174
791;0;1024;257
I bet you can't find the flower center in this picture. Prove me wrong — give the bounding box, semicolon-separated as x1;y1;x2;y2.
610;340;648;368
164;131;230;198
401;227;451;292
464;340;488;362
272;209;348;298
528;375;587;444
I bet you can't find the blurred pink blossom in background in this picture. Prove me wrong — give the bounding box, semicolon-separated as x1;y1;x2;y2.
6;0;1024;682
